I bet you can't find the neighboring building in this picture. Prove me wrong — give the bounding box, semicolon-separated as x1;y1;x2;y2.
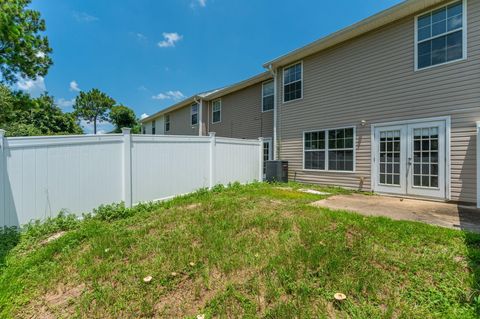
143;0;480;205
141;72;275;165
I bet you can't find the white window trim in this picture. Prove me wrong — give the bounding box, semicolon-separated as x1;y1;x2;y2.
282;61;303;104
262;80;274;113
302;126;356;173
191;103;199;126
414;0;468;71
165;114;170;132
211;99;222;124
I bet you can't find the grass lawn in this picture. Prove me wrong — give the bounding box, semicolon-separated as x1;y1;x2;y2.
1;183;480;318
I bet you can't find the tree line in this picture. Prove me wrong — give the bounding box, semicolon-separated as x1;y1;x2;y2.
0;0;140;136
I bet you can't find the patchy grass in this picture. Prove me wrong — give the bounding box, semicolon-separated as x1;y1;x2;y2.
0;182;479;318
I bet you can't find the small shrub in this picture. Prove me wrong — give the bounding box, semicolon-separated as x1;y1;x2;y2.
23;210;80;241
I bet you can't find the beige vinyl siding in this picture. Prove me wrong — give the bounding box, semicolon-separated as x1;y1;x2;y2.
208;82;274;140
165;105;198;136
277;0;480;203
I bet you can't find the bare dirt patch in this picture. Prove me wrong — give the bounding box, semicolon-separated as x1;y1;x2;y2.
154;269;252;318
22;283;86;319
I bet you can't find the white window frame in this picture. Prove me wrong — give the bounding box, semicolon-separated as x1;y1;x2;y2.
302;126;356;173
414;0;467;71
262;80;274;112
191;103;199;126
165;114;170;132
282;61;303;104
212;99;222;124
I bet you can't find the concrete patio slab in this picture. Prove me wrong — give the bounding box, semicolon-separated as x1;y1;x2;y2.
312;194;480;233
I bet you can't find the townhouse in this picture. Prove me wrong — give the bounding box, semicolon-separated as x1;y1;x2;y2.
142;0;480;205
141;72;276;164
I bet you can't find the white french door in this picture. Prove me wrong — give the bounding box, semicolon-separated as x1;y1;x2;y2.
373;120;447;199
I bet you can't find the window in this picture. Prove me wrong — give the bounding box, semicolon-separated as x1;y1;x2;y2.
262;81;274;112
212;99;221;123
165;114;170;132
283;62;302;102
304;127;355;172
191;103;199;126
416;1;465;69
142;126;146;134
304;131;326;170
152;121;156;135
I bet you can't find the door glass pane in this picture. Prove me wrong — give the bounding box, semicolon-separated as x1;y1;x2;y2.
379;129;401;186
413;126;440;188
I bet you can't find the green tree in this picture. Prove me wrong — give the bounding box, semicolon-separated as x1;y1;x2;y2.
0;0;53;84
0;85;81;136
0;88;83;137
109;105;139;133
73;89;115;134
0;84;15;124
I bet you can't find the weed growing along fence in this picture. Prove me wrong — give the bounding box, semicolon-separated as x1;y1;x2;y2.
0;129;263;227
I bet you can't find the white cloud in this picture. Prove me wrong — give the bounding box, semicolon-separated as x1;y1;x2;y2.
57;98;75;109
158;32;183;48
73;11;99;23
69;80;81;92
152;90;185;101
35;51;46;58
80;120;113;135
16;76;46;97
140;113;149;120
191;0;207;8
135;33;147;41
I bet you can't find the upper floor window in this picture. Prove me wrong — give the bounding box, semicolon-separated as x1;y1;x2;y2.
304;127;355;172
191;103;199;126
416;1;465;70
262;81;274;112
212;99;221;123
165;114;170;132
152;120;156;135
283;62;302;102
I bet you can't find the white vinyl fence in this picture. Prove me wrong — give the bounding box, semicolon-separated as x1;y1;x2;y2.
0;129;263;227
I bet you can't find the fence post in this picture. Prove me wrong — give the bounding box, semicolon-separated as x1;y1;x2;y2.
477;122;480;208
0;129;5;226
258;137;264;181
209;132;216;189
122;128;133;208
0;129;5;152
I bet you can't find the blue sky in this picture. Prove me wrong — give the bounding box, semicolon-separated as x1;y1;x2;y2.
25;0;402;133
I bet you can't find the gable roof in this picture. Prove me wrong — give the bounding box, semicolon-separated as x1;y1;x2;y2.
141;72;272;123
263;0;448;69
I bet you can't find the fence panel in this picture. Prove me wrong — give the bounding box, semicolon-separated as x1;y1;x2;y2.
0;135;124;226
131;135;211;203
214;137;262;186
0;131;262;227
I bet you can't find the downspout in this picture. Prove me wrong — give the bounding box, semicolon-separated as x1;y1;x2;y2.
268;64;278;160
194;96;203;136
